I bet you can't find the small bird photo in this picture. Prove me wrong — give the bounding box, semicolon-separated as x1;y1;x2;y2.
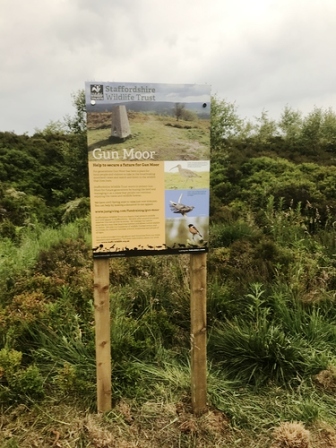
188;224;202;239
165;189;209;219
164;161;209;189
165;216;208;249
166;191;196;218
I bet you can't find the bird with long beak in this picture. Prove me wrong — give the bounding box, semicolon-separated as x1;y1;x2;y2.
170;164;200;178
188;224;202;239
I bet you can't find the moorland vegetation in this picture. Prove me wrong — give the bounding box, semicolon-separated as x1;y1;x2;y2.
1;92;336;446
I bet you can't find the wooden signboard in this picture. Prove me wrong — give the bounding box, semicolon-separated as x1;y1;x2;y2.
86;82;210;413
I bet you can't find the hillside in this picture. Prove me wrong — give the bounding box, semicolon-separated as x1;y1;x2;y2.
1;97;336;447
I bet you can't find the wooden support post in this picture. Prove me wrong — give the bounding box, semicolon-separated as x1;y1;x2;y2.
93;258;112;412
190;252;207;415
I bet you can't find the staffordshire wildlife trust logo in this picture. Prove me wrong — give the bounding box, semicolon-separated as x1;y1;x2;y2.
90;84;104;100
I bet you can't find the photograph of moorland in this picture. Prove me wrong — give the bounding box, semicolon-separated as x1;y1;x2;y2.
87;103;210;161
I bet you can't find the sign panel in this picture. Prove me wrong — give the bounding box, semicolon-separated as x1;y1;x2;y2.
85;82;210;258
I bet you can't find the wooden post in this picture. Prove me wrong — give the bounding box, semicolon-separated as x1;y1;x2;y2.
93;258;112;412
190;252;207;415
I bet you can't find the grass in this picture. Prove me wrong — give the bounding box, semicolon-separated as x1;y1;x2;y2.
207;282;336;387
0;218;91;282
210;220;260;247
1;365;336;447
2;210;336;446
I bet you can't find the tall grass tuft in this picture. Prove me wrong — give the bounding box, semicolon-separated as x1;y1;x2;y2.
24;322;96;406
0;218;91;295
210;220;260;247
208;283;330;386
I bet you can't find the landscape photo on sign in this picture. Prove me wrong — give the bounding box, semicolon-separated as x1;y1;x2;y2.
85;82;210;258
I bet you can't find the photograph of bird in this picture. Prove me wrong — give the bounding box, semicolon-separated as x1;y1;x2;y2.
169;192;195;216
170;164;200;179
188;224;202;239
170;202;195;216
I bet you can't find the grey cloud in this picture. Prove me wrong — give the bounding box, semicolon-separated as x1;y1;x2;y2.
1;0;336;133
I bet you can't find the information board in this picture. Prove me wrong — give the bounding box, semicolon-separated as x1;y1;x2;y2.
85;82;210;258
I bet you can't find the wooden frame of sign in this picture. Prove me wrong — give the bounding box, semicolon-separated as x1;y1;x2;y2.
93;253;207;414
93;258;112;412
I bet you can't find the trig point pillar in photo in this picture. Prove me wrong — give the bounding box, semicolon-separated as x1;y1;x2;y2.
111;105;131;139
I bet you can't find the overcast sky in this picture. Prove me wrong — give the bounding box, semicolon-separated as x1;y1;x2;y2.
1;0;336;135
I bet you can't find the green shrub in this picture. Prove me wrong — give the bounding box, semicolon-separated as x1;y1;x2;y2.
28;325;96;405
208;319;307;385
208;284;329;386
0;348;22;374
210;221;260;247
0;348;44;404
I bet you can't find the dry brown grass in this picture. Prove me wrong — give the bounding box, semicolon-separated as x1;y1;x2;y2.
2;401;336;447
271;421;311;448
314;367;336;392
312;422;336;448
0;400;245;448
